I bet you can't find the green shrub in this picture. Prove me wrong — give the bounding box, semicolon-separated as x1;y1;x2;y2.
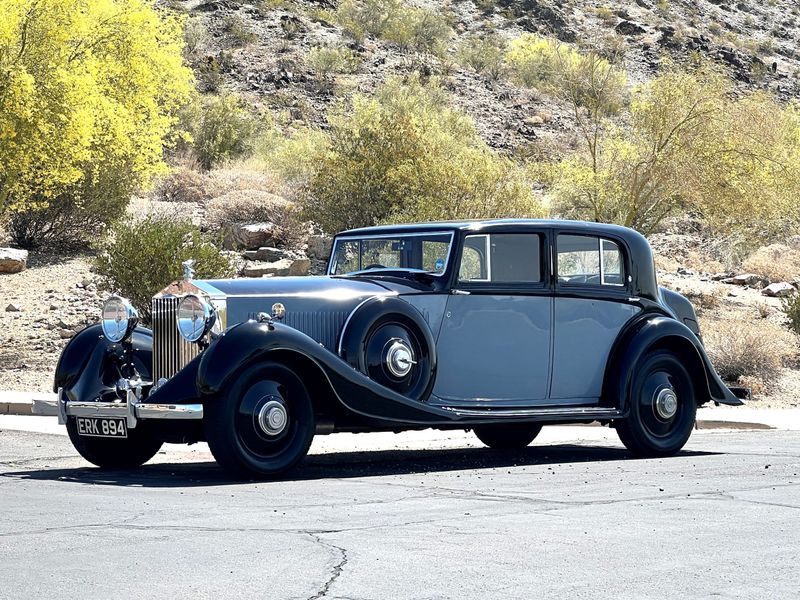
8;159;134;249
181;93;259;170
95;215;234;322
782;295;800;336
456;32;507;79
294;75;543;233
336;0;451;54
306;45;361;80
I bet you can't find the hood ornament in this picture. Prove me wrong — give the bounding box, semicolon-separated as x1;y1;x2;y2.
182;259;196;282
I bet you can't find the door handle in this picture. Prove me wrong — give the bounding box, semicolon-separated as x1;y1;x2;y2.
451;289;470;295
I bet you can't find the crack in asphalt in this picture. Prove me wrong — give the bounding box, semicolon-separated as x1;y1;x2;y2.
305;533;348;600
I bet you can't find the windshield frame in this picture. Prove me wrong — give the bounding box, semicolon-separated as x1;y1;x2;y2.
327;231;455;278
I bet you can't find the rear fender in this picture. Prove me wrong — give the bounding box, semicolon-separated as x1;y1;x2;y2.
603;315;742;408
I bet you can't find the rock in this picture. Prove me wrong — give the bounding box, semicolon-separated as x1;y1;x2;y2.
761;282;795;298
241;259;292;278
524;115;545;127
5;303;22;312
255;246;291;262
615;20;646;36
722;273;764;286
243;250;259;261
306;235;333;260
289;258;311;276
223;222;276;250
0;248;28;274
58;329;74;339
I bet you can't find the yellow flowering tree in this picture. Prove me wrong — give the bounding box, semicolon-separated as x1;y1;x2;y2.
0;0;192;245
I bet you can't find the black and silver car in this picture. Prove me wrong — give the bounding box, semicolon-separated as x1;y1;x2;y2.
36;219;745;478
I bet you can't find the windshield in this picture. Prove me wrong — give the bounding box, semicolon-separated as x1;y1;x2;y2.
328;232;454;277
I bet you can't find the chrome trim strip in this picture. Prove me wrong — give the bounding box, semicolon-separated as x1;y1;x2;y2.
30;398;203;420
440;406;623;419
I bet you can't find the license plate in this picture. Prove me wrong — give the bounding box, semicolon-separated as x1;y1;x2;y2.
76;417;127;438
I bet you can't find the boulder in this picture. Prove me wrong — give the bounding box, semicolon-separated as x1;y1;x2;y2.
761;282;795;298
255;246;292;262
223;222;275;250
721;273;764;286
615;20;646;36
306;235;332;260
241;259;292;278
288;258;311;276
5;303;22;312
0;248;28;274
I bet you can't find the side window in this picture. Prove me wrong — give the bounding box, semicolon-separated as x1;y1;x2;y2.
557;234;624;286
459;233;542;284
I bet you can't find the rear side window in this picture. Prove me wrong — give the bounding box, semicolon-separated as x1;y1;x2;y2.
459;233;543;284
557;234;624;286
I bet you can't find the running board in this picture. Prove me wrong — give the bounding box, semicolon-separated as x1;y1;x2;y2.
439;405;625;421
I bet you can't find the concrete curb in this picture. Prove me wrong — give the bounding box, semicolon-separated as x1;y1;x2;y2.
0;392;53;416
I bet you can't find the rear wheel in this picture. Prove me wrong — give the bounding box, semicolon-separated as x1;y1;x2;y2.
474;423;543;449
204;363;315;479
615;349;697;457
66;419;162;469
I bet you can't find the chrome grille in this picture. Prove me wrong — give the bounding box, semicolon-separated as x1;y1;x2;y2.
152;297;201;382
283;310;349;351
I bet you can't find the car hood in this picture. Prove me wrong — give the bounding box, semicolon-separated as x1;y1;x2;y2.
195;275;394;300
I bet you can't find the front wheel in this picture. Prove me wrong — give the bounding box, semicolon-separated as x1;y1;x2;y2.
615;349;697;457
204;363;315;479
66;419;162;469
474;423;543;449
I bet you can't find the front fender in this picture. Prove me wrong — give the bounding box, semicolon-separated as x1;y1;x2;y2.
603;315;742;408
53;324;153;402
197;321;460;425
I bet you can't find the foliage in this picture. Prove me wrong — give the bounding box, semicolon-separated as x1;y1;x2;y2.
523;50;800;239
335;0;451;55
0;0;193;239
220;14;256;48
704;318;797;388
782;294;800;336
306;45;361;83
742;244;800;284
180;93;260;171
95;215;234;323
291;75;543;233
456;32;507;79
205;191;304;249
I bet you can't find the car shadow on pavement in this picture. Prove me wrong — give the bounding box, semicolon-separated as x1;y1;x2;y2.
1;444;717;488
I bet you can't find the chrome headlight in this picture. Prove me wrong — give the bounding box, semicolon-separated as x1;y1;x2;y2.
177;294;216;343
101;296;138;343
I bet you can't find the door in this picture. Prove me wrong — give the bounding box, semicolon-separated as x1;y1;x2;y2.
433;232;552;404
550;234;640;401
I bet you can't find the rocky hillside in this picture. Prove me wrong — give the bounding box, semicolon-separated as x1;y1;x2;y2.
172;0;800;153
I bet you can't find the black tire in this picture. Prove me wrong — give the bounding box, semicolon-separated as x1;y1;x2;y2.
66;419;162;469
204;362;315;479
616;349;697;457
474;423;543;449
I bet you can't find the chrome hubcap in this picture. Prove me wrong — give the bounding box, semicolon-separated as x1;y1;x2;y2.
654;388;678;420
258;399;288;436
385;339;415;378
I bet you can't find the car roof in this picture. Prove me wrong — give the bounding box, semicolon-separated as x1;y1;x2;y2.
338;218;640;239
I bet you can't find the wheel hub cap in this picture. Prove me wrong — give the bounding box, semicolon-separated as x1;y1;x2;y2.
258;399;288;436
385;339;415;378
654;388;678;419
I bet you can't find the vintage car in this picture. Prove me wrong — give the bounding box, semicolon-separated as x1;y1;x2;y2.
35;219;746;478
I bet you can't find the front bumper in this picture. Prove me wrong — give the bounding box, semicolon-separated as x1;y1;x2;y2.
33;387;203;427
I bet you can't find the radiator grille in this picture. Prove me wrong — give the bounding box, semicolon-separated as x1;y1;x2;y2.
151;297;201;382
282;310;349;351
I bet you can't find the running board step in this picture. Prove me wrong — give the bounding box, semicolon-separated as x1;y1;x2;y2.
440;406;624;421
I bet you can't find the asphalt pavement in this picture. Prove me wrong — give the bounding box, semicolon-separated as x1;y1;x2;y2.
1;418;799;599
